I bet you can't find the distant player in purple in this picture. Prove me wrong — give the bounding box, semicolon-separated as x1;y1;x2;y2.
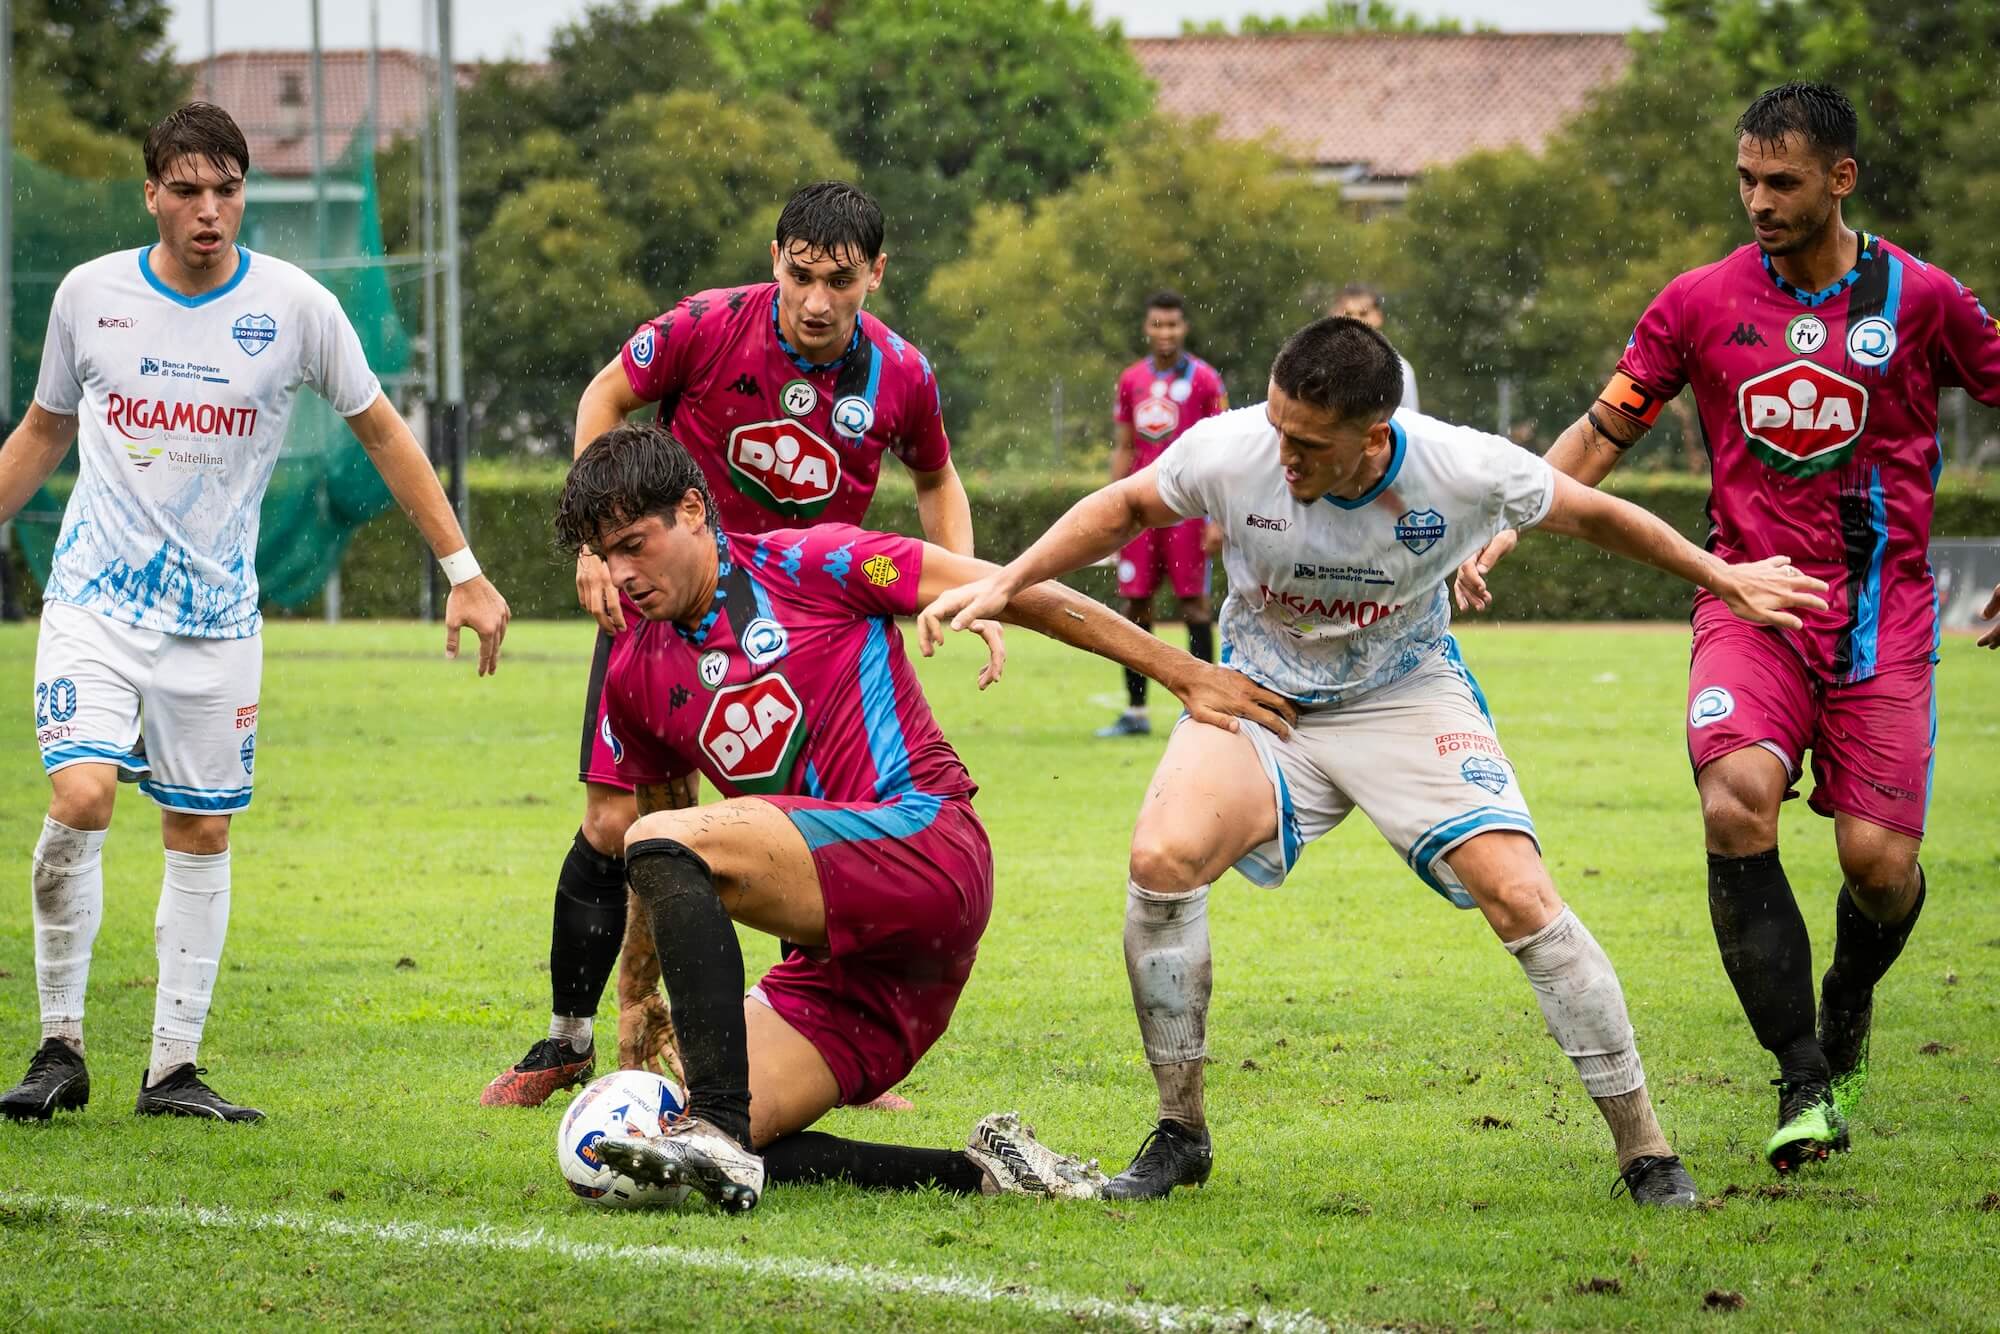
1457;83;2000;1173
483;183;974;1108
1098;290;1229;738
550;422;1290;1212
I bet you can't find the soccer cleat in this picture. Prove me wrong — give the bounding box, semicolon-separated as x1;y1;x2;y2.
1094;712;1152;739
479;1038;595;1108
1613;1154;1699;1208
134;1065;263;1122
1103;1118;1213;1200
1764;1078;1846;1173
1820;1000;1871;1129
965;1112;1108;1200
599;1116;765;1214
0;1038;90;1122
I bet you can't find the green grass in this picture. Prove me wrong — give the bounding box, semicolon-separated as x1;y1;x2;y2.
0;620;1995;1330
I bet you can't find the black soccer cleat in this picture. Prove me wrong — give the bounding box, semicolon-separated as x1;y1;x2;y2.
1765;1077;1845;1173
1614;1154;1699;1208
0;1038;90;1122
135;1065;264;1122
1103;1118;1213;1200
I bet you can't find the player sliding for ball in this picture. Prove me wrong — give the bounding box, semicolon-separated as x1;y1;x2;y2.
551;422;1289;1213
923;316;1829;1208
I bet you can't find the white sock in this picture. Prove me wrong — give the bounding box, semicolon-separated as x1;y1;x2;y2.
33;817;107;1054
549;1014;593;1050
1504;907;1645;1098
150;848;231;1085
1124;881;1210;1066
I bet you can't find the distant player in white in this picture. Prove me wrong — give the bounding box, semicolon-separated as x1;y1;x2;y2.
925;317;1827;1207
1330;284;1419;411
0;104;510;1122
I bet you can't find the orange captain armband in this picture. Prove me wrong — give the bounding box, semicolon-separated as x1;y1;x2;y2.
1595;371;1667;433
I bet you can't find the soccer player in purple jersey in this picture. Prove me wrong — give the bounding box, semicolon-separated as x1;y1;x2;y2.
481;183;974;1109
1457;82;2000;1173
550;422;1290;1212
1097;291;1229;738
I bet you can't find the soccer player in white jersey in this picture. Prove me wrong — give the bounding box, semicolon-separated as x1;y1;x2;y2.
923;317;1829;1207
0;104;509;1122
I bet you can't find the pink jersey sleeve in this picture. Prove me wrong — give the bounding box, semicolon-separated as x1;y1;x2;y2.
1613;278;1691;401
1929;267;2000;407
619;297;703;404
1112;368;1134;425
892;353;952;473
771;524;926;618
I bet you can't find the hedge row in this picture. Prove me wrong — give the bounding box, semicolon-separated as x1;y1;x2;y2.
323;469;2000;623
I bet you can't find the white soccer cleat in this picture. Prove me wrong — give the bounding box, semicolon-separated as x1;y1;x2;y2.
597;1116;765;1214
966;1111;1109;1200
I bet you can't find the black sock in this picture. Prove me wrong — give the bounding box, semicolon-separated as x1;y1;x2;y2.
1822;868;1926;1018
760;1131;986;1194
1187;621;1214;664
550;830;626;1024
626;838;751;1148
1124;666;1148;710
1708;849;1827;1081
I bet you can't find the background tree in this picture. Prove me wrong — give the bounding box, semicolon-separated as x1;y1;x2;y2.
1182;2;1470;34
12;0;186;141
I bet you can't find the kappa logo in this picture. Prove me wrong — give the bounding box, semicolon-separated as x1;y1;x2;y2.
668;684;692;712
1394;508;1447;556
831;395;875;439
1847;316;1897;368
699;675;807;793
231;313;277;357
1689;686;1735;729
1724;323;1766;347
1133;395;1179;441
741;617;789;667
725;420;841;517
1460;755;1510;795
1738;359;1868;478
728;373;761;397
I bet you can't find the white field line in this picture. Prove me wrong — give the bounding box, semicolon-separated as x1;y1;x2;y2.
5;1193;1335;1333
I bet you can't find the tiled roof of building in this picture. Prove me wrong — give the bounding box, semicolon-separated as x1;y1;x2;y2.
1129;33;1633;179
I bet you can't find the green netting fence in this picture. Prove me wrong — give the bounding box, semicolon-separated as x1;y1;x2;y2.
8;137;413;607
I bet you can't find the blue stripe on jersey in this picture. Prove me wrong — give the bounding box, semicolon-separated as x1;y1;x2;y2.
1850;467;1889;680
860;336;884;413
1884;255;1905;329
138;245;253;308
1924;677;1937;825
1323;419;1407;510
802;760;826;800
1441;635;1493;726
789;792;944;852
858;617;912;798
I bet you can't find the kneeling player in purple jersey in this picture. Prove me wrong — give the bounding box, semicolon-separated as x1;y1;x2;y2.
551;422;1290;1213
1457;83;2000;1173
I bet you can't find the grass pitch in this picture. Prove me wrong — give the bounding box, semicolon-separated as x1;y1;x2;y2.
0;619;1995;1331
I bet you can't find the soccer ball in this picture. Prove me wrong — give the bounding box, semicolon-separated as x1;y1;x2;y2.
556;1068;691;1208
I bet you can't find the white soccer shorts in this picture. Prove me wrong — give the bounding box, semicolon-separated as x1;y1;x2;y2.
32;600;263;814
1218;639;1537;908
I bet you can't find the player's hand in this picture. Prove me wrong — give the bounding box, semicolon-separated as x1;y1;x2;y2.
445;575;510;676
616;991;684;1083
1453;529;1518;612
1170;660;1297;738
576;549;625;634
918;574;1014;655
1202;520;1226;557
1979;581;2000;649
1716;555;1829;631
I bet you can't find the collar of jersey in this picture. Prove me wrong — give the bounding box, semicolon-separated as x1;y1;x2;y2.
771;293;861;375
1322;418;1407;510
138;244;253;308
1760;232;1875;308
1148;355;1192;381
675;529;736;646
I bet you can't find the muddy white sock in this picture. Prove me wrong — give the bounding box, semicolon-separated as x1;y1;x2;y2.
33;817;107;1054
150;849;231;1084
1124;881;1211;1129
549;1013;593;1050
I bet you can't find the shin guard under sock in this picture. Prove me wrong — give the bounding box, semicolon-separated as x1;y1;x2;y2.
550;829;627;1022
761;1131;986;1194
1708;849;1826;1081
1822;869;1926;1019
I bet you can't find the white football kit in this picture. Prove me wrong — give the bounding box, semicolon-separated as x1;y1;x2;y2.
1152;404;1555;905
31;245;380;812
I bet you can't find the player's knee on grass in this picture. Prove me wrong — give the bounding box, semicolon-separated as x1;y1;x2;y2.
1697;752;1786;855
161;811;230;855
47;766;117;832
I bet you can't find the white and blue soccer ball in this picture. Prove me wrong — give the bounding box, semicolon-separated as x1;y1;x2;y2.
556;1069;691;1208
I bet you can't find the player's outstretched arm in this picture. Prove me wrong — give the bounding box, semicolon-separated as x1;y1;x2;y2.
915;545;1295;736
1535;472;1829;630
1456;403;1649;612
0;405;79;525
909;460;975;556
572;356;655;633
344;393;511;674
919;466;1182;632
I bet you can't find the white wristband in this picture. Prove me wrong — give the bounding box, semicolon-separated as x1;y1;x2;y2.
438;547;482;587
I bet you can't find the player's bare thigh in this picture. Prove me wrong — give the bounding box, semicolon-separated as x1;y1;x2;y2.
581;781;638;858
626;797;827;946
47;763;117;831
744;993;843;1148
1696;746;1790;855
1441;830;1563;943
1128;720;1277;891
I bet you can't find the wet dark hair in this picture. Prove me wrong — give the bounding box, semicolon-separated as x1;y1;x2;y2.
1145;289;1185;314
1737;82;1857;166
143;102;250;182
555;422;718;553
1270;317;1403;424
774;181;884;265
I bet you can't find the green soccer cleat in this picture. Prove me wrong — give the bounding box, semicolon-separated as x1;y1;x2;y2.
1765;1078;1847;1173
1820;1001;1871;1128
